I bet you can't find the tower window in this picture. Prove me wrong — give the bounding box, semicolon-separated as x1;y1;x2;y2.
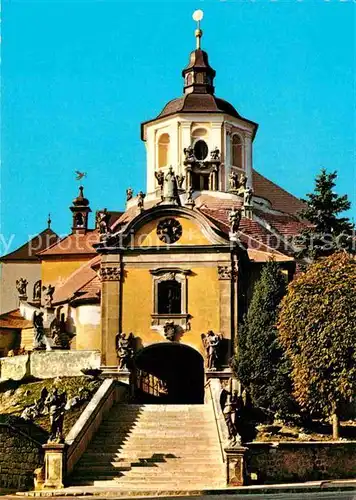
194;140;208;161
232;135;243;169
75;213;84;227
158;280;182;314
158;133;170;168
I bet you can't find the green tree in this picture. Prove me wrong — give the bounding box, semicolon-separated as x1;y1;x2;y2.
237;259;295;416
297;169;354;260
277;252;356;439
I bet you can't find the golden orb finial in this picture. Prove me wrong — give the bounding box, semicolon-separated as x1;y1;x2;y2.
192;10;204;49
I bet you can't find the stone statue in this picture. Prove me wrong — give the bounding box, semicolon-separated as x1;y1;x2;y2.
201;331;223;370
243;186;253;207
210;147;220;161
16;278;28;298
116;332;135;371
186;187;194;205
239;172;248;190
229;172;239;191
183;145;195;162
33;280;42;301
163;166;179;204
42;284;55;308
50;319;72;350
21;388;49;421
222;375;243;447
137;191;146;211
126;188;134;201
45;389;67;443
163;321;177;342
155;170;164;188
229;207;242;234
176;173;185;190
33;311;46;350
96;209;111;238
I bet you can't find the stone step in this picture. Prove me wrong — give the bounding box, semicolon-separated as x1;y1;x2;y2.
79;455;222;464
75;464;224;473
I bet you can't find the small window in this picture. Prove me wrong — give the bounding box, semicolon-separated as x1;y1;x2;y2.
158;133;170;168
232;135;243;169
158;280;182;314
75;213;84;227
194;140;208;161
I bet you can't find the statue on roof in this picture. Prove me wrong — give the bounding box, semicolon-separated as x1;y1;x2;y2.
163;166;179;205
229;207;241;234
137;191;146;212
239;172;248;190
16;278;28;298
186;186;195;206
243;186;254;207
210;147;220;161
96;209;111;240
229;171;239;191
116;332;135;371
126;188;134;201
176;173;185;190
42;284;55;308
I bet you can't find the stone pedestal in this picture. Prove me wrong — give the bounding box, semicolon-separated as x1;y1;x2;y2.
43;443;66;489
117;369;131;385
225;446;248;486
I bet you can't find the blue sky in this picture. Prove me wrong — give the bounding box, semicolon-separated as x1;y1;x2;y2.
1;0;355;254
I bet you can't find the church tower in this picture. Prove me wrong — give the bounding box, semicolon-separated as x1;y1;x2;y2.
141;11;258;200
70;186;91;234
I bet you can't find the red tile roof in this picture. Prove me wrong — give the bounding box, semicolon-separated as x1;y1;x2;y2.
0;309;32;330
253;170;306;215
52;256;100;305
37;230;99;258
1;229;59;262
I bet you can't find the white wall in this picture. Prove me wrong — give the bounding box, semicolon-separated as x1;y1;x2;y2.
0;262;41;314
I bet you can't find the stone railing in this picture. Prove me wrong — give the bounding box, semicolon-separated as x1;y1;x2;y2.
65;379;127;475
0;350;101;382
40;378;129;490
205;378;228;463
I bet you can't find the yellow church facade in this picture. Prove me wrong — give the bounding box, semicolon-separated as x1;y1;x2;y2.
1;20;305;398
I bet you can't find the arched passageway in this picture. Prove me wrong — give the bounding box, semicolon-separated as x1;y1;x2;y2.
134;342;205;404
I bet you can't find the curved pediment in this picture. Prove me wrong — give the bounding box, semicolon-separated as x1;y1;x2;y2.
97;206;229;251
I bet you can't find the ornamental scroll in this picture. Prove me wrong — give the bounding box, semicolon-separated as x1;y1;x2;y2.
99;266;121;282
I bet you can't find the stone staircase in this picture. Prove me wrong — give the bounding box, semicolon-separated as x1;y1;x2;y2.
70;403;225;492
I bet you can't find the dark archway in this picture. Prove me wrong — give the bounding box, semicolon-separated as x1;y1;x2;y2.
134;342;205;404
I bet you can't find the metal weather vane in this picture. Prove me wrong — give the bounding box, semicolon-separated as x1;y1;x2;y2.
75;171;87;181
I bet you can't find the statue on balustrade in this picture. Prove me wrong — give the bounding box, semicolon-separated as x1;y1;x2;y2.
201;330;223;371
33;311;47;350
229;207;242;234
116;332;135;371
96;208;111;239
16;278;28;298
222;374;244;447
45;388;67;443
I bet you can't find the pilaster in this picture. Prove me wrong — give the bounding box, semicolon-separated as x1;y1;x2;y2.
217;261;238;362
100;263;122;366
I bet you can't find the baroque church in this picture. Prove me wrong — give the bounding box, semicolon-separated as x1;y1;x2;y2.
0;18;308;402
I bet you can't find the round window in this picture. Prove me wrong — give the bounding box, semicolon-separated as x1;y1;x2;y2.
194;140;208;161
